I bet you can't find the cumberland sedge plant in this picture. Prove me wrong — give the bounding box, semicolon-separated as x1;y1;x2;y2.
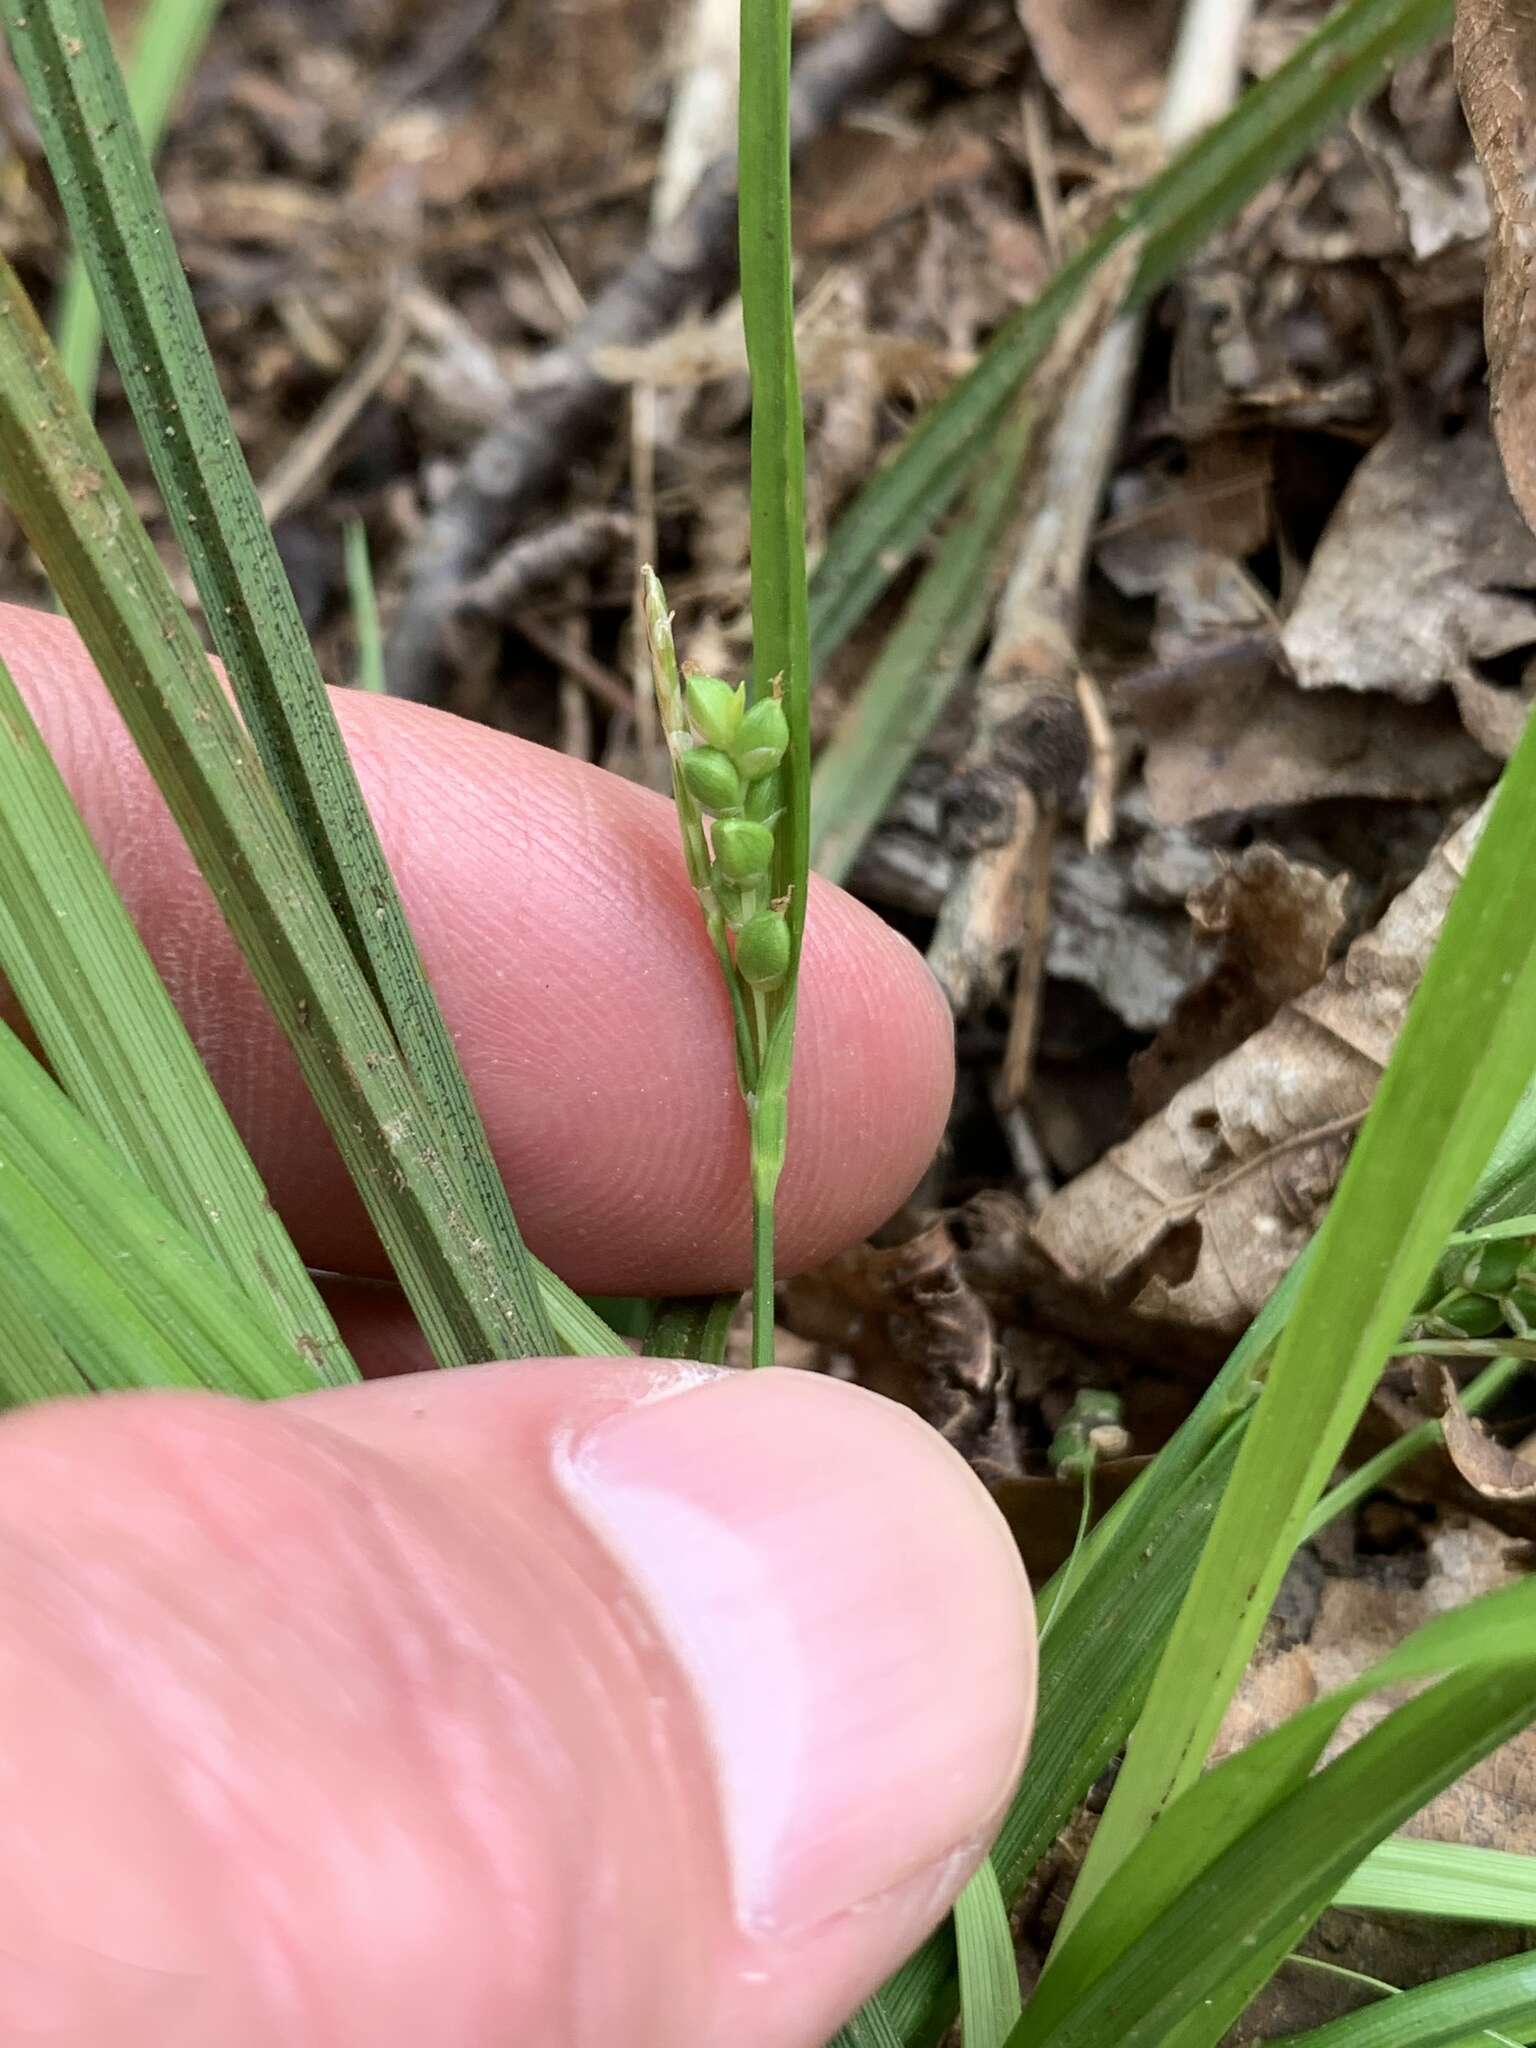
643;0;810;1372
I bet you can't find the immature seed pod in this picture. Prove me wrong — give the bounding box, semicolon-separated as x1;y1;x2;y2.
1048;1421;1091;1479
685;673;745;751
1504;1285;1536;1337
1461;1235;1528;1295
1427;1290;1505;1338
1071;1388;1123;1430
731;698;790;781
713;817;775;883
736;909;791;990
743;769;784;825
681;745;744;815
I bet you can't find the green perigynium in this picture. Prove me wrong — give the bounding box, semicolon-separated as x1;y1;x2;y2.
736;909;791;991
685;672;746;751
680;745;745;815
714;817;775;883
731;697;790;781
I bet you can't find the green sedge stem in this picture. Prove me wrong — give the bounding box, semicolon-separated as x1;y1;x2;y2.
751;1180;776;1369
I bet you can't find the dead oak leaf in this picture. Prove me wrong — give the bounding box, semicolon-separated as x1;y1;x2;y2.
1456;0;1536;537
1031;803;1486;1336
1018;0;1179;148
1282;419;1536;708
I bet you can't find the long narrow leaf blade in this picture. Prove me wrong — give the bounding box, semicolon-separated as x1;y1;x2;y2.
0;256;582;1368
955;1858;1022;2048
1072;759;1536;1922
0;648;353;1385
1010;1584;1536;2048
0;1019;318;1398
1272;1951;1536;2048
1337;1840;1536;1926
9;0;556;1356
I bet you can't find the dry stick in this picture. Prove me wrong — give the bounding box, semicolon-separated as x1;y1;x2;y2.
257;302;410;524
384;0;977;704
927;0;1257;1123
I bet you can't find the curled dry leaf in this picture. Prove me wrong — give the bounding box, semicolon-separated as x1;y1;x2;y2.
1018;0;1179;148
1281;419;1536;723
1129;845;1349;1118
1125;639;1496;825
1431;1363;1536;1502
781;1217;1005;1450
1456;0;1536;536
1030;802;1487;1337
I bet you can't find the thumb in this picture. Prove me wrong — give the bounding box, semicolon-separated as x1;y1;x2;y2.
0;1363;1035;2048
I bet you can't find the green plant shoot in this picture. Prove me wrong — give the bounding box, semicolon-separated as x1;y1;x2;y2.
642;0;809;1370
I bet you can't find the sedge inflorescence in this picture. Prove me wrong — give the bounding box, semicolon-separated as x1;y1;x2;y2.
678;673;791;992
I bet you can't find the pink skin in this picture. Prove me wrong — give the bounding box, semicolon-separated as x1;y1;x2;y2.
0;609;1037;2046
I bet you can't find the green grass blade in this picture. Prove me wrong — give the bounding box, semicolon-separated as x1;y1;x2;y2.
955;1858;1022;2048
1337;1841;1536;1926
809;395;1037;884
644;1296;738;1363
0;1275;90;1403
0;255;589;1368
1272;1953;1536;2048
805;0;1450;680
737;0;811;1367
830;1998;907;2048
1009;1583;1536;2048
0;648;354;1386
8;0;556;1358
1068;745;1536;1928
345;517;386;694
52;0;223;407
0;1018;319;1398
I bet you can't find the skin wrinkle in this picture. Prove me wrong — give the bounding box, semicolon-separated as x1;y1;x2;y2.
0;601;951;1295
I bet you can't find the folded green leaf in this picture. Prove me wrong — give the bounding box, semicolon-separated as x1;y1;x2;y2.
52;0;224;407
1073;743;1536;1930
8;0;556;1358
1337;1839;1536;1927
0;649;354;1386
1272;1950;1536;2048
1009;1581;1536;2048
0;254;598;1369
0;1019;317;1399
955;1858;1022;2048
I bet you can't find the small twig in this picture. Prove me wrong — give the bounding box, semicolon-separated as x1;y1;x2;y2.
460;509;633;621
257;303;410;525
1075;667;1118;850
509;605;634;718
385;0;980;704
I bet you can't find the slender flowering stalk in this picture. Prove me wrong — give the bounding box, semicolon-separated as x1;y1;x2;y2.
644;574;801;1363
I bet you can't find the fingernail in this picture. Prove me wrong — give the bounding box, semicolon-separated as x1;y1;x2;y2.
557;1369;1035;1937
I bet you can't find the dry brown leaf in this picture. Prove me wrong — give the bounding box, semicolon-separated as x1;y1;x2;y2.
1030;803;1486;1336
1217;1520;1536;1853
1282;419;1536;707
794;123;995;250
1018;0;1178;148
1125;640;1494;827
1456;0;1536;535
1429;1365;1536;1501
1130;846;1349;1117
781;1218;1005;1447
